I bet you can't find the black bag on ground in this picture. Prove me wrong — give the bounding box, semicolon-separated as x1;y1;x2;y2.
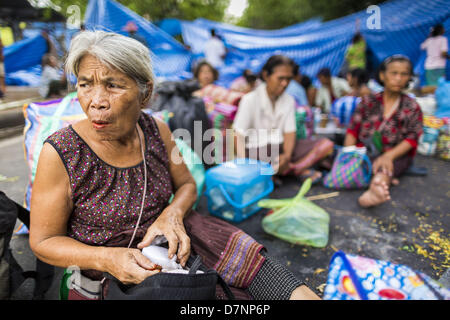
151;80;211;162
102;255;234;300
0;191;54;300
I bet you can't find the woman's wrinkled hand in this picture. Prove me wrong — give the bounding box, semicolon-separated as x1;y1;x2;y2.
373;154;394;177
137;207;191;267
105;247;161;285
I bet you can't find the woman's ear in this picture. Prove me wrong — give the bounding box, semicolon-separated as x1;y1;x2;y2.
262;70;268;82
378;71;385;85
141;81;154;108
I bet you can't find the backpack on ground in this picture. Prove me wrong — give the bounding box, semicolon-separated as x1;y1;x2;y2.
151;80;212;163
0;191;54;300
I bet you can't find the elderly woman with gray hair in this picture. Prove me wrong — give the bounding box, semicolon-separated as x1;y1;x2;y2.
29;31;320;300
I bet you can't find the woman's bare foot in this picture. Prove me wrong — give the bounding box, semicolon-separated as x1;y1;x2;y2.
298;169;323;184
358;176;391;208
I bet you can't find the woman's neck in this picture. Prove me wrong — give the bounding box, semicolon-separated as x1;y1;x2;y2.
382;89;402;118
87;122;139;150
265;86;278;107
383;89;401;103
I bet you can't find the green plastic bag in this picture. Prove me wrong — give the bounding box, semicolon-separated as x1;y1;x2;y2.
258;178;330;248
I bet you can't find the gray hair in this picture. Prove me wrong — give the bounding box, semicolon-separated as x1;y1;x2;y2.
65;30;154;102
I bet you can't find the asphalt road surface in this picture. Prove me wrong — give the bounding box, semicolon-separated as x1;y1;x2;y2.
1;133;449;300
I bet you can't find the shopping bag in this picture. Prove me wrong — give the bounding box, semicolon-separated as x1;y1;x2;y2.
295;105;314;140
257;178;330;248
418;116;445;156
323;147;372;189
23;92;85;212
323;251;450;300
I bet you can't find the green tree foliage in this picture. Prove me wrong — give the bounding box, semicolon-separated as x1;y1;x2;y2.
177;0;229;21
237;0;313;29
49;0;229;23
239;0;386;30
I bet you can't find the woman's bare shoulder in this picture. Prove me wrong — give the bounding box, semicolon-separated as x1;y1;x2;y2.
151;115;172;140
38;142;70;179
31;141;72;211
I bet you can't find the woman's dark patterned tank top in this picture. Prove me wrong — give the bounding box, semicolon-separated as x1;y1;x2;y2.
44;112;174;245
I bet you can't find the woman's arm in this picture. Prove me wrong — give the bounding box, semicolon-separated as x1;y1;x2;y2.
232;95;252;158
344;133;357;147
440;37;448;58
30;143;160;284
282;131;296;159
30;143;98;270
137;118;196;266
155;118;198;213
344;97;365;147
383;140;413;161
279;131;295;166
373;100;422;176
373;140;413;176
234;131;247;159
307;87;317;107
420;39;428;50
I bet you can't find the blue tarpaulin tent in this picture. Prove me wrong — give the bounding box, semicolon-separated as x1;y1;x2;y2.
4;34;48;86
180;0;450;87
4;22;78;86
156;18;183;37
4;0;450;87
183;17;323;38
181;17;355;86
84;0;193;80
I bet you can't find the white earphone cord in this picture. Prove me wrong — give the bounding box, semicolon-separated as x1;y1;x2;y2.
127;125;147;249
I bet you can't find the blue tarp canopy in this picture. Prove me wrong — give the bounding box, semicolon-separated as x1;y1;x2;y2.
84;0;193;80
181;17;323;38
180;0;450;87
4;21;80;86
4;34;48;86
4;34;47;73
181;17;354;86
4;0;450;88
156;18;183;37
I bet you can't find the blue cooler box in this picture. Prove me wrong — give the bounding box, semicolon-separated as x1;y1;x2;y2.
205;158;274;222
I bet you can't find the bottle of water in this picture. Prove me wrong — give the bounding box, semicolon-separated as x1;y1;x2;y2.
313;107;321;128
141;245;182;271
